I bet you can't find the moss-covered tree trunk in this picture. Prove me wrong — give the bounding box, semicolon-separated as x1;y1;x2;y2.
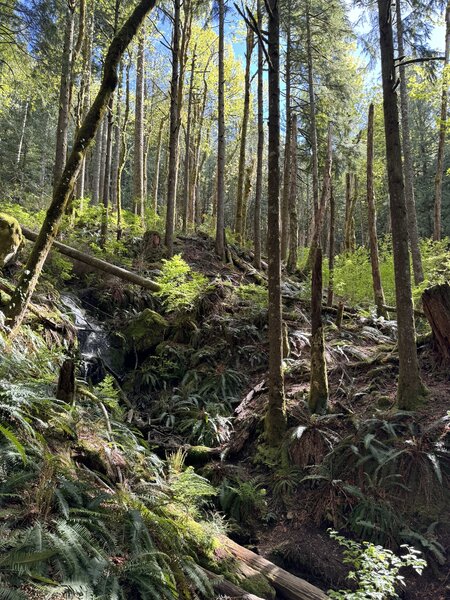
5;0;158;335
265;0;286;445
281;16;291;261
377;0;426;408
215;0;226;260
326;180;335;307
309;247;328;414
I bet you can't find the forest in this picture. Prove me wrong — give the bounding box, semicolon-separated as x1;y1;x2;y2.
0;0;449;597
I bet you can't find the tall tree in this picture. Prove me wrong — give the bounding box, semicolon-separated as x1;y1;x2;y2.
287;113;298;274
377;0;426;408
281;13;292;260
433;0;450;241
234;24;254;243
309;246;328;414
253;0;264;269
215;0;226;259
5;0;158;334
133;27;146;222
396;0;424;283
367;103;388;318
265;0;287;445
165;0;181;256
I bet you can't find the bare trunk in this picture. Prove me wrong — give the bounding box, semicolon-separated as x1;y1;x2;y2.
100;97;114;246
153;115;166;214
254;0;264;269
287;114;298;274
367;103;388;318
165;0;181;256
377;0;426;408
433;1;450;241
396;0;424;283
116;57;131;239
265;0;286;445
309;247;328;414
281;17;291;260
16;99;29;169
326;180;335;307
53;7;75;187
91;118;103;205
5;0;158;334
306;5;319;220
215;0;226;259
133;28;145;222
182;46;196;232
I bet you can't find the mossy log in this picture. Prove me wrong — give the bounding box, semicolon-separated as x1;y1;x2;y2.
202;568;265;600
220;537;328;600
21;227;161;292
422;282;450;360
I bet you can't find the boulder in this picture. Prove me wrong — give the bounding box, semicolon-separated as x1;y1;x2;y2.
125;308;169;352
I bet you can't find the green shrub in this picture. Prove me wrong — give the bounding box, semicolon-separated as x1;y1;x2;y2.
236;283;268;309
328;530;426;599
155;254;210;313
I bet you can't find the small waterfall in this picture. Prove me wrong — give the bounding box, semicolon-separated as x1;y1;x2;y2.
60;294;114;384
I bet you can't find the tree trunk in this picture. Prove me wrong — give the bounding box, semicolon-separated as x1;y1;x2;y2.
306;3;319;221
56;358;76;404
16;99;29;170
377;0;426;408
309;247;328;414
235;25;254;244
91;118;103;205
20;226;160;291
281;16;292;260
305;124;332;274
153;115;167;214
253;0;264;269
287;114;298;274
367;103;388;318
165;0;181;257
53;6;75;187
215;0;226;260
344;172;356;253
4;0;159;335
182;45;197;232
264;0;286;446
116;57;131;239
433;1;450;241
133;28;145;222
422;283;450;361
396;0;424;283
326;179;335;307
100;97;114;246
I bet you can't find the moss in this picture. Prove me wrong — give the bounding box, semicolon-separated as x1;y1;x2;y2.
240;572;276;599
0;213;23;266
125;308;169;351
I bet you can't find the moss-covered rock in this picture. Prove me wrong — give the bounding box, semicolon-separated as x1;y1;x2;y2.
125;308;169;352
0;213;23;266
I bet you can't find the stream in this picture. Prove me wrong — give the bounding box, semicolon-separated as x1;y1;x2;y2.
60;294;116;384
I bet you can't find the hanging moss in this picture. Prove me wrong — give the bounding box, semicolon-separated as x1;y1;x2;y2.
0;213;23;266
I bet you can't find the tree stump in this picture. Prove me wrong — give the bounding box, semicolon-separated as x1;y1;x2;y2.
56;358;76;403
422;283;450;361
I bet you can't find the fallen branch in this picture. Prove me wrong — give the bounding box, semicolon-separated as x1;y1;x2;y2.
21;227;161;292
382;304;425;318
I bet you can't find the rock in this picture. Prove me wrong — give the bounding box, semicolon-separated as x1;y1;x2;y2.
125;308;169;352
0;213;23;266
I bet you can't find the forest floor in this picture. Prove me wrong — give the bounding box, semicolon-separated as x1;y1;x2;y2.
2;231;449;599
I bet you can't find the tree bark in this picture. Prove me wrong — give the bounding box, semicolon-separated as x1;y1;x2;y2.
306;3;319;221
4;0;158;334
133;27;146;222
422;283;450;361
53;6;75;187
281;16;292;260
377;0;426;408
433;0;450;241
395;0;424;283
182;45;197;232
235;25;254;243
56;358;76;404
265;0;286;446
165;0;181;256
91;118;104;205
367;103;388;318
287;114;298;274
326;179;335;307
309;247;328;414
116;57;131;239
153;114;167;214
253;0;264;269
215;0;226;260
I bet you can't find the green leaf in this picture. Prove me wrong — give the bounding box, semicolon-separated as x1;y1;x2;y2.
0;423;27;464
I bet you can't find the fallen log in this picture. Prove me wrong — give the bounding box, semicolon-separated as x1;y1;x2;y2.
422;283;450;361
382;304;425;318
21;227;161;292
202;568;265;600
221;537;328;600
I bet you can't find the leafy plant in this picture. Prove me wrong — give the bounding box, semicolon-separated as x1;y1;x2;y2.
219;478;267;524
328;529;426;599
155;254;210;313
